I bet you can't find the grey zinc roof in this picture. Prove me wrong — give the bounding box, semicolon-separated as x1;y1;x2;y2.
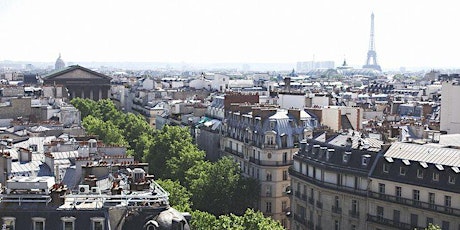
384;142;460;167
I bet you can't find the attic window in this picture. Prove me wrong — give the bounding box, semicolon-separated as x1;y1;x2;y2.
382;163;389;173
326;149;334;161
361;155;371;166
417;169;424;179
433;172;439;181
270;120;275;129
448;175;456;184
343;152;351;163
400;167;406;176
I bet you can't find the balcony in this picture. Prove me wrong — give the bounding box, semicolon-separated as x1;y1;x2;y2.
368;191;460;217
295;191;301;198
224;147;244;158
289;168;367;197
367;214;422;230
308;197;314;205
316;201;323;209
249;157;293;166
307;220;314;229
349;210;360;219
293;214;307;226
332;205;342;214
301;194;308;201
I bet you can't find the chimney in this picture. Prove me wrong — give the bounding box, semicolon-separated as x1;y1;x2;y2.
44;153;55;175
18;148;32;162
284;77;291;92
288;109;301;125
50;184;68;206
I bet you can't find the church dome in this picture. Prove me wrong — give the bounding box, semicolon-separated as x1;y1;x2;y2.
55;54;65;70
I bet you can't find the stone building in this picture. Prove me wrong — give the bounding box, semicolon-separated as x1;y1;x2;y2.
290;131;383;230
42;65;111;101
222;103;317;229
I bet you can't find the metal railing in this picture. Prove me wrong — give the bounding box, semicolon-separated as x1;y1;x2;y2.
332;205;342;214
368;191;460;217
349;210;360;219
367;214;423;230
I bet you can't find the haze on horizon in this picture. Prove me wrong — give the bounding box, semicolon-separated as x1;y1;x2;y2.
0;0;459;70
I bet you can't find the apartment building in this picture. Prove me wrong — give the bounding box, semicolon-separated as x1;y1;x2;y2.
222;103;317;229
368;141;460;230
290;131;383;230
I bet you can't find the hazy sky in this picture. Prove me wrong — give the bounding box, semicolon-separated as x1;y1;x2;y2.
0;0;459;70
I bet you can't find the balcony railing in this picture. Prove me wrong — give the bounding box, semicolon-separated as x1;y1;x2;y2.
368;191;460;217
249;157;293;166
301;194;308;201
308;197;314;205
316;201;323;209
367;214;423;230
224;147;244;158
295;191;301;198
289;168;367;196
307;220;314;229
293;214;307;226
332;205;342;214
349;210;360;219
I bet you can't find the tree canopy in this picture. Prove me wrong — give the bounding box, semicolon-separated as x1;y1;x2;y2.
71;98;272;228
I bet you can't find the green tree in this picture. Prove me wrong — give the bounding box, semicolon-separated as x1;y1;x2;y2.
144;125;203;180
188;157;259;215
82;115;127;146
155;179;192;212
71;98;97;118
424;223;441;230
190;209;283;230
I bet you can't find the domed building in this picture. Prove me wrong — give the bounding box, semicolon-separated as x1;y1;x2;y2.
55;53;65;70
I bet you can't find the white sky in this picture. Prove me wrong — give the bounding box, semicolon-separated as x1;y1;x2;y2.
0;0;459;69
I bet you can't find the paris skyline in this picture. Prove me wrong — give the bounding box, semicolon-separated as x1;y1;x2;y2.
0;0;459;70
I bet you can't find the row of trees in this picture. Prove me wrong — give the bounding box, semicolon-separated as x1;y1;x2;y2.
71;98;283;229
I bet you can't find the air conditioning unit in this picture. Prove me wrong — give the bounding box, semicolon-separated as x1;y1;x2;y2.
79;185;90;194
91;187;101;194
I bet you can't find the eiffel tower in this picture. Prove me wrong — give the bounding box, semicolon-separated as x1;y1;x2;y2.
363;13;382;71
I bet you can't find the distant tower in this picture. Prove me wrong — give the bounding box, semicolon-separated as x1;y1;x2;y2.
55;53;65;70
363;13;382;71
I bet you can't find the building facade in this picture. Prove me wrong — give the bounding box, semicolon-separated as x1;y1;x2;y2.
42;65;112;101
290;132;383;230
222;103;317;229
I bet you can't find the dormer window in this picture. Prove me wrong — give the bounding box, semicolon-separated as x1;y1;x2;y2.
361;155;371;166
313;145;320;155
270;120;275;129
417;169;424;179
382;163;389;173
343;152;351;163
433;172;439;181
400;167;406;176
448;175;456;184
326;149;334;161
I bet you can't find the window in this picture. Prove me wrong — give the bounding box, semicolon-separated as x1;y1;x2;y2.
448;175;456;184
393;210;400;222
343;153;350;163
266;185;272;197
410;214;418;227
281;219;287;228
400;167;406;176
378;183;385;194
266;171;272;181
382;163;389;173
361;155;370;166
91;217;105;230
413;190;420;206
445;196;452;207
442;221;450;230
417;169;424;178
351;200;358;213
426;217;434;228
377;206;384;219
61;217;76;230
334;196;340;208
283;170;288;180
433;172;439;181
395;186;402;197
2;217;15;230
266;202;272;213
282;200;287;211
32;217;45;230
334;220;340;230
429;193;435;207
